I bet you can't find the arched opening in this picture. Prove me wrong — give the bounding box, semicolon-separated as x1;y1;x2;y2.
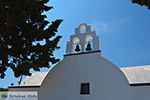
85;35;93;51
79;24;86;33
72;37;81;53
85;35;93;42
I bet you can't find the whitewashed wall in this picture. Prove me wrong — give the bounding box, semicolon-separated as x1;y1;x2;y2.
39;52;133;100
131;86;150;100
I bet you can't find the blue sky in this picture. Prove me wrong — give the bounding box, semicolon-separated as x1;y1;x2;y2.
1;0;150;88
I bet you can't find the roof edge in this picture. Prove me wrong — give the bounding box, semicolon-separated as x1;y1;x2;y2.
64;50;101;57
8;86;40;88
130;83;150;87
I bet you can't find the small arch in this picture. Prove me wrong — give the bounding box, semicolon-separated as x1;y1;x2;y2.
72;37;81;53
85;35;93;51
73;37;80;44
85;35;93;42
79;24;86;33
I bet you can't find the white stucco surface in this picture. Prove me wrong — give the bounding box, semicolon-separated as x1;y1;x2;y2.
20;65;150;86
39;52;132;100
20;72;48;86
121;65;150;84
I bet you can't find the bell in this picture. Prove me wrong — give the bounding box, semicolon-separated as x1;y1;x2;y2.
75;44;80;52
86;42;92;51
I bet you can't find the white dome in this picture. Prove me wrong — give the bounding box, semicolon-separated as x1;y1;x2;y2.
39;51;131;100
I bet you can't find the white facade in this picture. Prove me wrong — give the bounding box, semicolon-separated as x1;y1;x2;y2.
39;24;150;100
17;65;150;86
39;51;132;100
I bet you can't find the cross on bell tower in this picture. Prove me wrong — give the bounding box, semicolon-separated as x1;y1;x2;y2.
66;23;100;54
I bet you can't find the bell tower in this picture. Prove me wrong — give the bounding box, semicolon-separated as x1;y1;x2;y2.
66;23;100;54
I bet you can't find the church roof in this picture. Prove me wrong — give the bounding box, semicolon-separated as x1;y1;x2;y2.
20;65;150;86
20;72;48;86
120;65;150;84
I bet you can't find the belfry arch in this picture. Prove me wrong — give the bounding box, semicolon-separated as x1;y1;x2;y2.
85;35;93;51
66;23;100;54
79;24;86;33
72;37;81;53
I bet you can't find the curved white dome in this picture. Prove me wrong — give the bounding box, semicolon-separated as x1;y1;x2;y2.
39;52;132;100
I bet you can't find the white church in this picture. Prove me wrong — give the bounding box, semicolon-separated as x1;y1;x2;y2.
2;24;150;100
